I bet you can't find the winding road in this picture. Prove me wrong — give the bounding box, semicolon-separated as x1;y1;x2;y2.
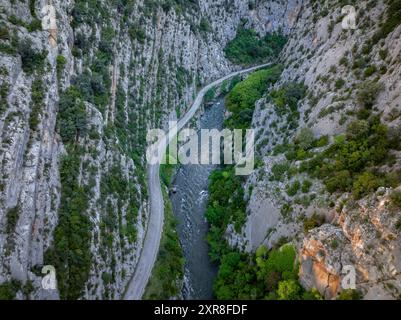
124;63;271;300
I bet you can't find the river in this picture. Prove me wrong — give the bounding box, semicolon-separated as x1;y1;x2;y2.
169;96;225;300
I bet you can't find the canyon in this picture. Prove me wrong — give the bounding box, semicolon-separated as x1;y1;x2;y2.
0;0;400;300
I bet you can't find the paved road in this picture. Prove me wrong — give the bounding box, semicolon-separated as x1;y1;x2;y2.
124;63;272;300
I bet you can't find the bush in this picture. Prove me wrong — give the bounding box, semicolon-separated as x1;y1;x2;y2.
335;78;345;89
390;191;401;208
303;213;324;233
364;65;377;78
346;120;369;140
302;180;312;193
269;83;306;129
0;281;20;300
129;24;146;44
313;135;329;148
395;218;401;230
29;79;44;131
270;161;290;182
17;39;47;74
286;180;301;197
325;170;352;193
199;18;212;33
0;24;10;40
277;279;301;300
337;289;361;300
357;81;384;109
57;86;87;143
56;55;67;80
352;172;381;199
295;128;315;151
6;206;20;235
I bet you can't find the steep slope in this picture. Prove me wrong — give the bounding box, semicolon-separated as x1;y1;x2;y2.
230;0;401;299
0;0;298;300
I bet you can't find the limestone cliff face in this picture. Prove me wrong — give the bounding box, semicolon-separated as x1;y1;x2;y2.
0;0;297;300
230;0;401;299
1;0;399;301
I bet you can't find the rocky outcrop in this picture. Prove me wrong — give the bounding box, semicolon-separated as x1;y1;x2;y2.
300;188;401;299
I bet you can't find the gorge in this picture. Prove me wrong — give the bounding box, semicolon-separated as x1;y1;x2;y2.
0;0;401;301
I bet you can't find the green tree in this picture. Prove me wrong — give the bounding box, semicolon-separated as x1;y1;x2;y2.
277;279;301;300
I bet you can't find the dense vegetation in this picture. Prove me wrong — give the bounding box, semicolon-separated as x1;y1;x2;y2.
213;243;320;300
45;147;92;300
224;26;287;65
225;65;283;128
206;168;247;260
205;166;320;299
206;67;320;300
57;86;87;144
298;115;401;198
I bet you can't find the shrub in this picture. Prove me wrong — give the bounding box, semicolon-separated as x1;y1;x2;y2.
335;78;345;89
270;83;307;111
303;213;324;233
129;24;146;44
364;65;377;77
6;206;20;235
56;55;67;80
286;180;301;197
302;180;312;193
277;279;301;300
18;39;47;74
395;218;401;230
352;172;381;198
346;120;369;140
199;18;212;33
295;128;315;151
337;289;361;300
0;24;10;40
325;170;352;193
57;86;87;143
313;135;329;148
270;161;290;181
0;281;20;300
390;191;401;209
357;81;384;109
29;79;44;131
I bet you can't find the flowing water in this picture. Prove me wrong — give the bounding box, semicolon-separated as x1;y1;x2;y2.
169;96;225;300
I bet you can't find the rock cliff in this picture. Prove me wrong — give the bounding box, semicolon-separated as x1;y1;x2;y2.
0;0;299;300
